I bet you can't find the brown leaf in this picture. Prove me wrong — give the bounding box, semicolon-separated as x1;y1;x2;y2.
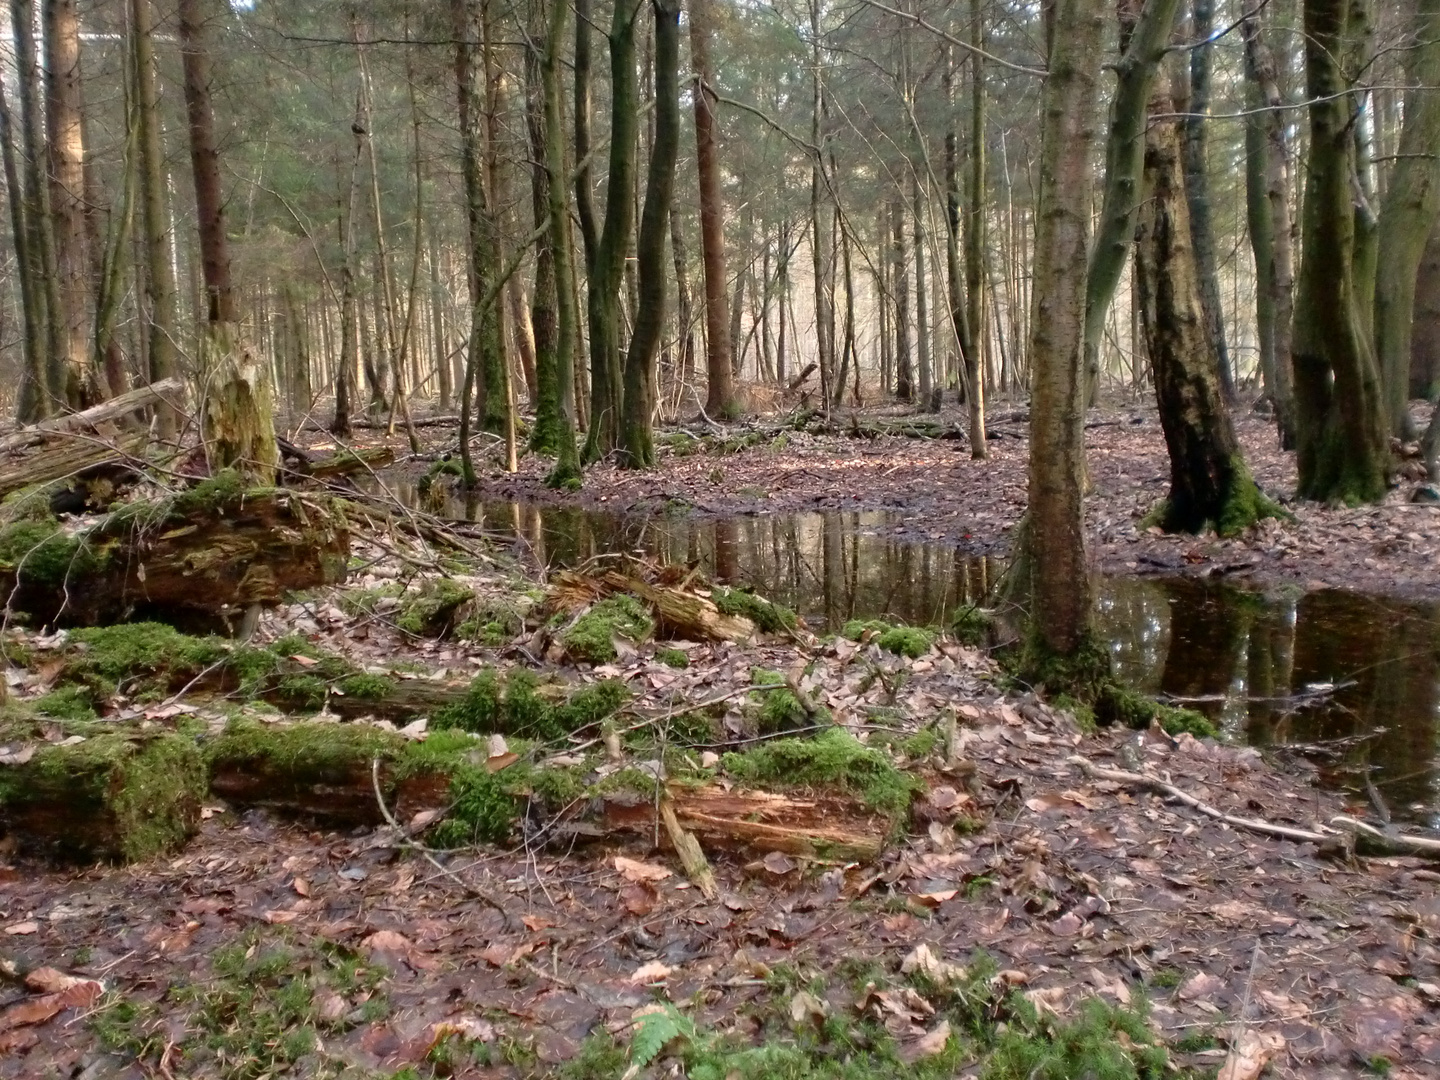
908;1019;951;1060
0;1027;38;1054
291;654;319;667
763;851;797;876
2;922;38;936
1178;971;1227;1002
521;914;556;932
1217;1029;1285;1080
362;929;412;953
486;752;520;773
789;990;830;1026
615;856;672;884
292;876;311;897
23;969;101;997
620;883;658;916
628;961;673;984
1049;912;1084;937
0;746;35;766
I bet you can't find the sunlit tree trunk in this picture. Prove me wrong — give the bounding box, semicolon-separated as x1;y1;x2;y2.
1020;0;1107;659
691;0;737;418
1292;0;1389;502
964;8;988;454
331;86;363;437
619;0;679;467
1373;0;1440;439
0;69;46;421
893;198;912;400
179;0;277;484
132;0;177;436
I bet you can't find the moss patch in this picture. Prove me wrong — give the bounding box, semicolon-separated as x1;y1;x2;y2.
723;728;919;817
394;577;475;637
0;518;108;589
1095;684;1218;739
951;606;995;647
0;732;205;862
981;996;1167;1080
712;586;798;634
431;667;629;740
561;595;654;664
656;647;690;669
842;619;935;658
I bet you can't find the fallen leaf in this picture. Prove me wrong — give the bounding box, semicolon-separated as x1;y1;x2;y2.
615;856;671;883
291;654;319;667
0;981;103;1032
911;888;957;907
620;883;657;916
316;991;349;1023
23;969;102;997
1178;971;1227;1002
3;923;37;936
0;746;36;766
1023;986;1068;1016
910;1019;951;1059
900;943;966;985
432;1015;495;1043
790;990;830;1026
292;877;311;897
1217;1029;1285;1080
628;961;673;984
521;914;555;932
1049;911;1084;937
763;851;797;876
409;809;440;830
0;1028;38;1054
362;930;412;953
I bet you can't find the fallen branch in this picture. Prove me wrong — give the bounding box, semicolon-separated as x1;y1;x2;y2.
1070;755;1440;860
0;377;186;457
660;799;719;899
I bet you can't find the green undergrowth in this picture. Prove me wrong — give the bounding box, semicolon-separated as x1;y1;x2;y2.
950;606;995;647
1002;633;1217;739
656;646;689;668
430;667;629;740
842;619;936;658
749;668;831;733
417;457;464;495
713;586;798;633
0;517;109;587
723;728;918;816
561;595;654;664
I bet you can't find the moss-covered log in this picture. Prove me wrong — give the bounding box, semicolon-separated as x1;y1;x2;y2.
0;732;205;862
0;475;348;626
0;431;148;502
549;568;757;646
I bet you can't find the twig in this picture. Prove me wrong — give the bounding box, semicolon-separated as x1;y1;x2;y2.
369;758;512;917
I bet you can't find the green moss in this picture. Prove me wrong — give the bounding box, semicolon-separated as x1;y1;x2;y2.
0;732;205;863
561;595;654;664
336;583;402;618
431;667;629;740
395;577;475;637
656;647;690;669
712;586;798;634
723;729;919;816
418;458;464;496
1095;685;1218;739
33;684;98;721
170;469;254;516
980;997;1167;1080
0;518;107;588
337;673;393;701
65;623;228;694
951;606;995;647
1003;631;1111;698
456;597;526;645
842;619;935;658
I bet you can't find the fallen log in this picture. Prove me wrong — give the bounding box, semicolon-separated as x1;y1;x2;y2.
0;477;349;627
279;445;396;484
0;431;149;502
0;377;186;457
548;568;756;644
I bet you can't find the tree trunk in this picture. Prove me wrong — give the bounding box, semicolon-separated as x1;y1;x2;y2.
539;0;582;486
1373;0;1440;439
912;170;932;407
1136;67;1270;536
0;68;47;422
1412;222;1440;401
690;0;737;418
964;12;988;455
179;0;277;485
670;204;696;385
43;0;93;408
1182;0;1233;401
1292;0;1389;503
1080;0;1184;407
619;0;680;468
132;0;178;438
331;86;364;437
1021;0;1107;659
893;199;912;401
1241;12;1297;447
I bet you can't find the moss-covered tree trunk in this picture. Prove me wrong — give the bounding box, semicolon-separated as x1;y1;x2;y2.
1292;0;1390;503
1136;68;1271;536
619;0;679;469
179;0;277;485
1373;0;1440;439
581;0;639;463
1022;0;1107;657
1081;0;1184;407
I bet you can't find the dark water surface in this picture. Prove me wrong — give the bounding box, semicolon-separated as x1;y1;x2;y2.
386;480;1440;825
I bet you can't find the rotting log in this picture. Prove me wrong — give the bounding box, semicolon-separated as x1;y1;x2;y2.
0;482;348;627
548;568;755;644
279;445;396;484
0;377;186;457
0;431;148;502
0;733;205;863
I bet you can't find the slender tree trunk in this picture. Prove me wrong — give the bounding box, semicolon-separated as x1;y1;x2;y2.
132;0;177;435
691;0;737;418
525;12;567;459
1081;0;1184;406
670;204;695;385
809;0;835;415
581;0;639;460
178;0;277;483
0;69;46;421
331;87;364;437
1373;0;1440;439
43;0;92;407
913;170;933;408
620;0;679;468
1183;0;1233;400
893;198;912;401
1137;65;1270;536
1020;0;1107;660
1292;0;1389;502
943;45;974;402
540;0;582;486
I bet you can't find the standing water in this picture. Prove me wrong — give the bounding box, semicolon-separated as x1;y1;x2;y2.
379;480;1440;825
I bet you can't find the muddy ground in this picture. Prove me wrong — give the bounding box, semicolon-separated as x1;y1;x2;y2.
354;396;1440;601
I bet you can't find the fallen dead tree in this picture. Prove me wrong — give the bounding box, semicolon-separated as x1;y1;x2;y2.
0;476;349;627
548;567;760;645
0;377;185;458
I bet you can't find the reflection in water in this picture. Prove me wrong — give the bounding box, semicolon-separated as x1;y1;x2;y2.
383;482;1440;825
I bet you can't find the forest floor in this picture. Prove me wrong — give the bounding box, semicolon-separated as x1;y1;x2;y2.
410;393;1440;601
3;393;1440;1079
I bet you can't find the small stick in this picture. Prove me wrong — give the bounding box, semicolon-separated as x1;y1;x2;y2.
660;799;719;900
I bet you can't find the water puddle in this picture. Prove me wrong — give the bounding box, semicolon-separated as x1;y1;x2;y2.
379;479;1440;825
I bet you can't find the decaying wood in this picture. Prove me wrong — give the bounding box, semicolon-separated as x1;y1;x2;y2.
0;431;148;501
0;377;186;457
0;489;348;626
279;445;396;483
660;799;719;898
548;568;756;644
1071;755;1440;861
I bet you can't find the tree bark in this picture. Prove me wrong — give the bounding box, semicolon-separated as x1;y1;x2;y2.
179;0;277;485
690;0;737;418
331;86;364;437
1373;0;1440;439
892;199;912;400
1136;67;1268;536
1022;0;1107;657
964;7;988;454
0;68;46;422
1182;0;1234;401
619;0;680;468
1292;0;1390;503
131;0;178;438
